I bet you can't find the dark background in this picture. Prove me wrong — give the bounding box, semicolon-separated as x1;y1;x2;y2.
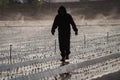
0;0;120;20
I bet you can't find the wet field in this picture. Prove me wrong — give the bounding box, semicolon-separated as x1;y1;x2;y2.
0;25;120;80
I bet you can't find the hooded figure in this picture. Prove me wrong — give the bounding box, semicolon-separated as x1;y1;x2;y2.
51;6;78;62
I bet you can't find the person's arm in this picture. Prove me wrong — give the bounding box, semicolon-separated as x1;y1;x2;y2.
69;14;78;35
51;16;58;35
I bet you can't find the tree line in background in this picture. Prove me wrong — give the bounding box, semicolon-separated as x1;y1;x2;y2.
0;0;118;9
0;0;41;8
0;0;9;8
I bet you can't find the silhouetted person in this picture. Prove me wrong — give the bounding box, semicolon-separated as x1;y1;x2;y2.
51;6;78;62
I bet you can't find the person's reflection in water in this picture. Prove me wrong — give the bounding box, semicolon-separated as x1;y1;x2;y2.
59;62;71;80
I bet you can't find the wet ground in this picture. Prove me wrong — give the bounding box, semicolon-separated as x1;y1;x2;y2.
93;70;120;80
0;25;120;80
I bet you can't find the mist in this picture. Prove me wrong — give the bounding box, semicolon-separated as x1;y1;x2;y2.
0;0;120;26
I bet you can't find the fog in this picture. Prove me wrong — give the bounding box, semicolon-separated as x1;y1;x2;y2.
0;0;120;21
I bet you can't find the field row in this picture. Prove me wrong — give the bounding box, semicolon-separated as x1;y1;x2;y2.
0;41;120;71
0;33;120;64
0;41;120;80
8;53;120;80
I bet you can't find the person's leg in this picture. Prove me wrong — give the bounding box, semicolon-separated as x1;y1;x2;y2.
60;50;66;62
66;38;70;59
59;35;66;62
66;49;70;59
59;41;66;61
